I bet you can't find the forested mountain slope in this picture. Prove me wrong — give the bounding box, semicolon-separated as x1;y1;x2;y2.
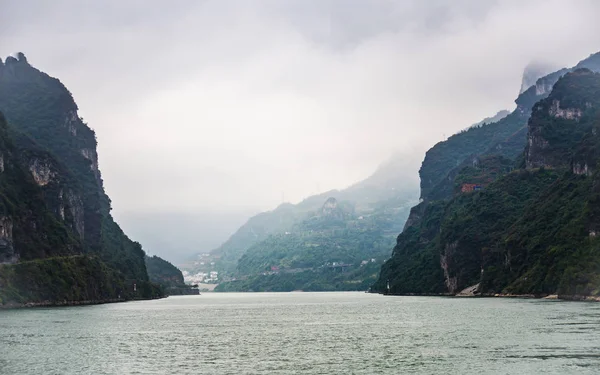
215;196;408;292
419;52;600;202
199;152;418;276
373;68;600;300
0;53;164;306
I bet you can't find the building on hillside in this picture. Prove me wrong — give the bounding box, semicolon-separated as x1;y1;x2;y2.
461;183;483;193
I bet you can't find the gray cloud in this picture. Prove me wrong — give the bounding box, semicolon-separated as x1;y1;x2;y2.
2;0;600;258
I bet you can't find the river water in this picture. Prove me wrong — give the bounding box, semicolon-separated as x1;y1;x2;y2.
1;292;599;374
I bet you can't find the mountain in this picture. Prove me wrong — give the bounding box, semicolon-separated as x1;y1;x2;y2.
145;256;198;295
210;150;420;291
373;62;600;300
118;210;255;263
467;110;510;130
188;152;419;278
519;61;559;94
215;196;410;292
418;52;600;202
199;197;328;274
0;53;164;306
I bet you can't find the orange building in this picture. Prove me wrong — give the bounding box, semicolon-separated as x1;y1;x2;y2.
461;183;483;193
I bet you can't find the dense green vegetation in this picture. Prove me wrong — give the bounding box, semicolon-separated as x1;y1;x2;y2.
0;54;149;282
0;54;164;305
145;255;199;295
484;172;600;296
216;262;382;292
527;69;600;170
373;200;448;294
212;53;600;293
185;171;416;293
427;155;515;201
146;255;185;286
0;114;81;264
199;150;419;277
374;67;600;299
237;229;391;276
210;201;318;274
216;197;411;291
0;256;161;305
418;110;530;201
419;51;600;202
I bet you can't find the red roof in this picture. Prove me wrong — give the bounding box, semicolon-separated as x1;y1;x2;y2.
461;183;482;193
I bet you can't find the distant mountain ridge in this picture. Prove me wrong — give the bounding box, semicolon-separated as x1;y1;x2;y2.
467;110;510;130
216;193;411;292
186;152;419;283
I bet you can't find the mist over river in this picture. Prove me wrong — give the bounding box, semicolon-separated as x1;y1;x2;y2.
1;292;599;374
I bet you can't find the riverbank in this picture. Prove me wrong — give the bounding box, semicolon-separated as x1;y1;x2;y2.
0;295;167;310
381;291;600;302
481;293;600;302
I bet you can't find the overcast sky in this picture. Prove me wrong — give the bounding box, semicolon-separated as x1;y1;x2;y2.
2;0;600;217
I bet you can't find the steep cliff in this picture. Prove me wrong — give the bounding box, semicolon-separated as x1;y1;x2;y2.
519;62;558;94
0;112;80;264
526;69;600;171
419;52;600;202
374;67;600;299
0;54;163;305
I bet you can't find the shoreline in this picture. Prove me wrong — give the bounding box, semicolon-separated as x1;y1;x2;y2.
382;291;600;302
0;295;168;310
4;292;599;309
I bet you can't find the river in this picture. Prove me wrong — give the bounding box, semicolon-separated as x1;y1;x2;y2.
1;292;599;374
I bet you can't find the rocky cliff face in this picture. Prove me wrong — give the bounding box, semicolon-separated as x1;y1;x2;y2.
0;111;81;266
0;54;163;305
0;54;107;252
319;197;350;220
418;106;528;202
374;52;600;300
321;197;339;214
418;53;600;203
526;69;600;171
519;62;558;94
0;215;15;264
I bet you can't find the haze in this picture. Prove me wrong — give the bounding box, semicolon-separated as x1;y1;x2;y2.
2;0;600;260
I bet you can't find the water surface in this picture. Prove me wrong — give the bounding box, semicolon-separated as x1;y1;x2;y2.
1;292;599;374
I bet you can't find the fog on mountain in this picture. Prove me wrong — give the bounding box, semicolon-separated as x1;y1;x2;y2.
2;2;600;373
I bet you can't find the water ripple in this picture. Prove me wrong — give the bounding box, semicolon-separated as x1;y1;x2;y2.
1;293;599;374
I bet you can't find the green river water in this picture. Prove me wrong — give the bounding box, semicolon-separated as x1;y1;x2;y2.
1;292;599;374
